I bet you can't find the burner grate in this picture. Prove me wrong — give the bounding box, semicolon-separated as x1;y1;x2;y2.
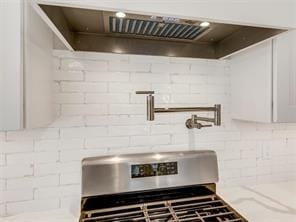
81;194;245;222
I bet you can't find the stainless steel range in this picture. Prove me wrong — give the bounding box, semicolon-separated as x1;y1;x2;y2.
80;151;247;222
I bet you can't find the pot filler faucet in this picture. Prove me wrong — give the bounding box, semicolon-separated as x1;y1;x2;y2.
136;91;221;129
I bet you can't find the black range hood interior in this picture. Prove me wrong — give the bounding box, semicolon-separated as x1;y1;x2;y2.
39;4;287;59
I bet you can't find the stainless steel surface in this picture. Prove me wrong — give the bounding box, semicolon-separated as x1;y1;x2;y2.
108;16;210;41
214;104;221;126
154;107;217;113
82;151;219;197
147;94;155;121
135;91;221;128
186;115;213;129
39;4;286;59
136;91;155;94
135;91;155;121
80;194;247;222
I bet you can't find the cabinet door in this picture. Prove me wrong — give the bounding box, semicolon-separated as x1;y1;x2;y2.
0;0;23;131
272;31;296;122
24;1;54;128
0;1;55;130
230;40;273;122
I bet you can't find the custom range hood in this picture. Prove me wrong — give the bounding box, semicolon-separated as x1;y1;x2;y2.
38;4;287;59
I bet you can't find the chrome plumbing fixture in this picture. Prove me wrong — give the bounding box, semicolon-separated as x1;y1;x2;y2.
186;115;213;129
136;91;221;129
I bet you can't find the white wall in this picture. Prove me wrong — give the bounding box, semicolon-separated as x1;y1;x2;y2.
36;0;296;28
0;51;296;216
0;2;4;129
0;0;23;130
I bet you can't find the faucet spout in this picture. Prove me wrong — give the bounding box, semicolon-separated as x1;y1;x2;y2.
135;91;222;128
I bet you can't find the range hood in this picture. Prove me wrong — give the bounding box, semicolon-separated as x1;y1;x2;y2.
38;4;287;59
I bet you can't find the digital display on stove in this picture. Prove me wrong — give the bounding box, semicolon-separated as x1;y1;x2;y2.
131;161;178;178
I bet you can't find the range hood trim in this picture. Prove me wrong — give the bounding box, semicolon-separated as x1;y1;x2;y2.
30;0;74;51
35;3;287;59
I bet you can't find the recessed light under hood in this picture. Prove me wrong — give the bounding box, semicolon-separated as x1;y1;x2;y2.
38;4;287;59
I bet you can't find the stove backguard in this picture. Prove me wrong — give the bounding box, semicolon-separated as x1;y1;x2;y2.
82;150;218;197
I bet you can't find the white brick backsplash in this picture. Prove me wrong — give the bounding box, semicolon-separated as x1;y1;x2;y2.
34;162;80;176
85;137;129;149
53;70;84;81
241;130;272;140
130;135;170;146
61;104;108;115
171;94;207;104
130;73;170;83
171;74;207;84
59;149;108;162
6;129;59;141
6;198;59;215
0;132;5;141
190;63;222;75
49;116;84;128
85;115;146;126
85;71;129;82
109;125;150;136
60;195;80;212
0;165;33;179
2;189;33;203
151;63;190;74
59;139;84;150
109;61;150;72
208;74;230;85
34;140;60;151
0;155;5;166
6;151;59;165
273;130;296;139
7;175;59;190
0;204;5;216
61;59;108;71
53;82;60;93
220;168;240;179
224;158;256;169
0;180;5;191
34;185;80;199
151;124;185;135
54;93;84;104
109;82;151;93
85;93;129;104
2;50;296;216
60;172;80;185
152;83;189;94
129;54;169;64
61;127;107;139
61;82;108;92
109;104;145;115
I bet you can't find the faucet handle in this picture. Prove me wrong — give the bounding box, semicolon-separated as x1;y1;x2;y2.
186;115;213;129
135;91;155;95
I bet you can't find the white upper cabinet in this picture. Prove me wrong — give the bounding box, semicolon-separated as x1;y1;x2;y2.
272;31;296;122
0;0;54;131
230;40;273;123
0;0;23;131
24;0;54;129
230;30;296;123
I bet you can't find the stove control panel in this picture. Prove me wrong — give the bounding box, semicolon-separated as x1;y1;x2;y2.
131;161;178;178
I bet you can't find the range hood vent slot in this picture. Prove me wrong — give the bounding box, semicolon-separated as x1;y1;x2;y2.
109;17;207;40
